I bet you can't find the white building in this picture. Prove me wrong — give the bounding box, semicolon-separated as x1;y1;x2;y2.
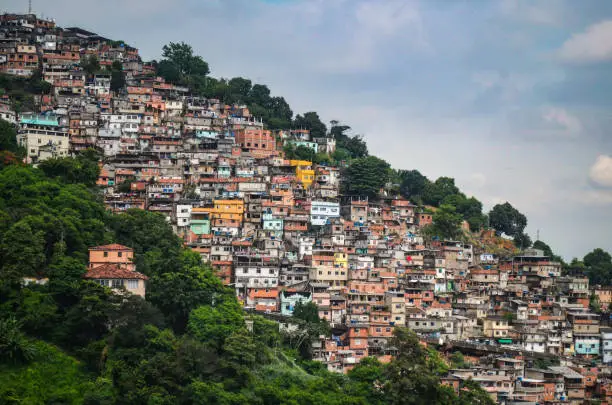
17;113;69;163
602;328;612;364
309;201;340;226
234;260;279;293
175;204;192;228
299;236;314;259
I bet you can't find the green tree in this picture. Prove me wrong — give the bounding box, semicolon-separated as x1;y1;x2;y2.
457;379;496;405
81;55;101;76
110;60;125;93
383;328;449;405
109;209;184;276
532;240;553;257
248;84;271;106
0;318;37;365
0;340;91;403
149;265;228;333
582;248;612;286
188;299;244;349
0;119;24;157
430;204;463;240
400;170;429;201
157;60;181;84
590;293;602;313
220;329;258;386
0;220;46;282
293;301;321;324
449;351;470;369
488;202;527;237
161;42;209;77
284;144;315;161
422;177;460;206
348;357;386;404
293;112;327;138
38;150;100;187
329;121;368;159
227;77;252;104
513;232;532;249
344;155;391;199
584;248;612;268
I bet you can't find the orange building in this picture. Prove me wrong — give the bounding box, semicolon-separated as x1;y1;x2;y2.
88;243;135;270
85;244;147;297
234;129;276;157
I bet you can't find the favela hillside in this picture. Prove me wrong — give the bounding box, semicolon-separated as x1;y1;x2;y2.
1;9;612;405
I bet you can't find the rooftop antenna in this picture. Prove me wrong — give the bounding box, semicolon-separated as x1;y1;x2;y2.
28;0;32;14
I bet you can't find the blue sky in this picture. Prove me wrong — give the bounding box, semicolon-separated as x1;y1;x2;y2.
8;0;612;259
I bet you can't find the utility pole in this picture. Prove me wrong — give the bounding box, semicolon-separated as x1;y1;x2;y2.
28;0;32;14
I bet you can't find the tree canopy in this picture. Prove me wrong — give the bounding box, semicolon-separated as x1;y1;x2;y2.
293;111;327;138
162;42;210;77
344;156;391;199
429;204;464;240
488;202;527;237
580;248;612;286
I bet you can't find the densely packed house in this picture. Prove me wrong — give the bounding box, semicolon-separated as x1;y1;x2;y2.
3;13;612;404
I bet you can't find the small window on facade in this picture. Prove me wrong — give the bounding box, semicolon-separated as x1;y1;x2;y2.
103;251;108;257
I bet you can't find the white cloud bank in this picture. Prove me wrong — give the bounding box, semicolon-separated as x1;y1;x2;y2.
589;155;612;187
559;20;612;63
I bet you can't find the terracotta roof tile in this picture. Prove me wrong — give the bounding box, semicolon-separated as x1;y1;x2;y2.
84;264;148;280
89;244;133;251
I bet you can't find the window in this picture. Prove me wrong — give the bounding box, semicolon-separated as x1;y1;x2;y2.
103;251;108;257
111;279;123;288
118;251;123;258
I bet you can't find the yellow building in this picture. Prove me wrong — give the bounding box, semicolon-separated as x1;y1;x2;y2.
334;252;348;269
293;161;315;189
213;199;244;215
197;200;245;225
289;159;312;167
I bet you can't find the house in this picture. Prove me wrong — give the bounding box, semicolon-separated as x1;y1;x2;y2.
482;316;510;339
280;290;312;316
602;327;612;364
88;243;135;270
85;244;147;297
17;113;70;163
83;263;148;297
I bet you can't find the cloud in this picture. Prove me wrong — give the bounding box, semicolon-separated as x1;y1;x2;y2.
315;0;429;73
589;155;612;188
500;0;563;26
471;71;501;89
504;106;582;139
541;107;582;135
559;20;612;63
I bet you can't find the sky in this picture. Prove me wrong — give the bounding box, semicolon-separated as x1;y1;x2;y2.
5;0;612;260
